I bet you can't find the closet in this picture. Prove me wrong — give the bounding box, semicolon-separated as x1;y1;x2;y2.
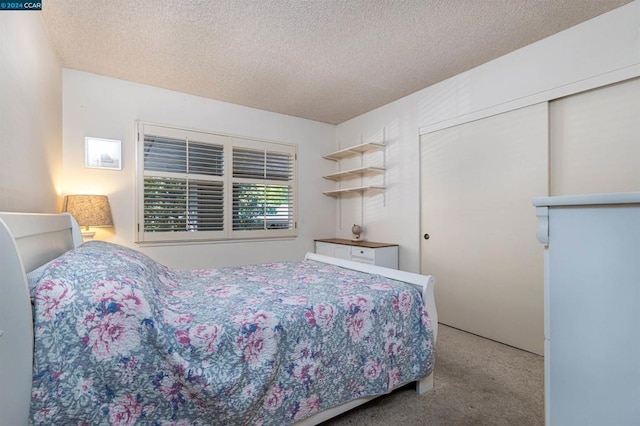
550;78;640;195
419;103;548;355
419;77;639;355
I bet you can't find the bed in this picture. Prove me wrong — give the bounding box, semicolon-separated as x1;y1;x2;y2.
0;212;437;425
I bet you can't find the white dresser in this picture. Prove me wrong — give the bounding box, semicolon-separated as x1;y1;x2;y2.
314;239;398;269
534;192;640;426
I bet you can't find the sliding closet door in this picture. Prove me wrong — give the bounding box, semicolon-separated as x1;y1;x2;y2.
420;103;548;355
550;77;640;195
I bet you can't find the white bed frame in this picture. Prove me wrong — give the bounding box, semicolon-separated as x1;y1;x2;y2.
0;212;437;426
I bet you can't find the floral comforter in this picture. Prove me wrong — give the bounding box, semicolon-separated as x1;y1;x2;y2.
28;241;434;425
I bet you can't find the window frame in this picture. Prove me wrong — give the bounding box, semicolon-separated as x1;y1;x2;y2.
136;122;297;244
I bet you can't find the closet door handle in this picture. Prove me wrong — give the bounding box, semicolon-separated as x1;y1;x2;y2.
423;233;430;240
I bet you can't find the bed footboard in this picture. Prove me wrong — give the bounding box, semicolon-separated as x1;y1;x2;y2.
417;372;434;394
301;252;438;423
304;252;438;341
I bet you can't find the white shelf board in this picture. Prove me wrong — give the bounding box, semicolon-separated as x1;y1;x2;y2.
323;185;386;197
323;167;385;181
323;142;385;161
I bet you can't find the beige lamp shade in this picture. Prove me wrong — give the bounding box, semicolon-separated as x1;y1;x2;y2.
62;195;114;228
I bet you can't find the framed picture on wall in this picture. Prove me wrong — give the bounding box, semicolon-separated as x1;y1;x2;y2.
85;137;122;170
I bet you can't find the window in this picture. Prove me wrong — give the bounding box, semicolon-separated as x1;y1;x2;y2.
137;123;297;243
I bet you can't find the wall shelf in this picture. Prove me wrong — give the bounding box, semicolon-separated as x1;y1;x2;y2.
322;166;385;181
322;135;387;200
323;142;385;161
323;185;386;197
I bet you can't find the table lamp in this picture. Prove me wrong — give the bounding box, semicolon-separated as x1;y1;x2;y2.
62;194;114;241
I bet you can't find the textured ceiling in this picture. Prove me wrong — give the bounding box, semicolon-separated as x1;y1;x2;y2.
41;0;632;124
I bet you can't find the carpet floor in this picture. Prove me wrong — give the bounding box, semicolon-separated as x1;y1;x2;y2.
321;324;544;425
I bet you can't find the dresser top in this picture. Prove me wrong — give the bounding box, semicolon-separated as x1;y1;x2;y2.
533;192;640;207
315;238;398;248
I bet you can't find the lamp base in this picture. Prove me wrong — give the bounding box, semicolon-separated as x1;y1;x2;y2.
81;229;96;242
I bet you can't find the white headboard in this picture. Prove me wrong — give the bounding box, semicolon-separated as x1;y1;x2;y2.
0;212;81;426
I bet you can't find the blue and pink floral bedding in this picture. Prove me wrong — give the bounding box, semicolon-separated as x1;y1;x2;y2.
28;241;434;425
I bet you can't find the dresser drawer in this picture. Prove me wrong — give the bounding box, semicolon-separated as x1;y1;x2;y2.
350;246;375;261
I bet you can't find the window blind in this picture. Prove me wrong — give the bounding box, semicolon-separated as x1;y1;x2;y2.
137;123;297;243
232;147;295;232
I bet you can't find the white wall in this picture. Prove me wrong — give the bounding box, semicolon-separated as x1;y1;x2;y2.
336;1;640;273
0;13;62;212
62;70;336;269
